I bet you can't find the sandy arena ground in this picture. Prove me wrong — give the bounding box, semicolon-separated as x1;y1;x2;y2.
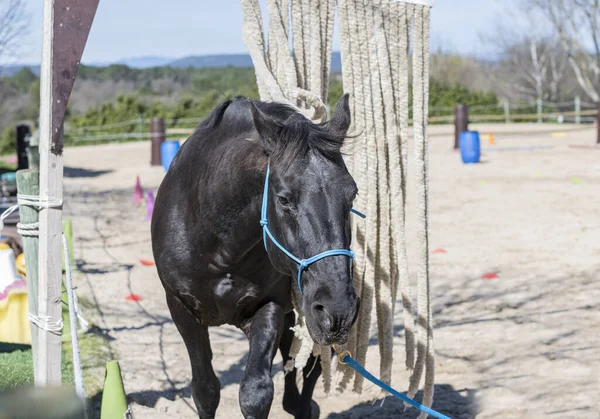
63;123;600;418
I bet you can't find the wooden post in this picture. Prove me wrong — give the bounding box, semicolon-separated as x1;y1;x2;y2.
37;0;63;386
16;169;41;377
151;118;165;166
454;104;468;149
35;0;98;386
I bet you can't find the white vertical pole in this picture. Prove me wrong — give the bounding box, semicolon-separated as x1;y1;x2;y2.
504;99;510;124
37;0;64;386
537;98;543;123
575;96;581;124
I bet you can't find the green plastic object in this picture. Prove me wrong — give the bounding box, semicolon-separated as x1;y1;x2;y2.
100;360;129;419
62;218;74;271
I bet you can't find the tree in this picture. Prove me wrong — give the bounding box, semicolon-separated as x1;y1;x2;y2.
0;0;30;66
525;0;600;102
496;37;568;102
481;3;570;103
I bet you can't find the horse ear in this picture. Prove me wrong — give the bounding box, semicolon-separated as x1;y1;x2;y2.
249;101;278;153
328;93;351;138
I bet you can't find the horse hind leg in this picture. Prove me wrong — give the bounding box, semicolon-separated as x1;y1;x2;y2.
165;291;220;419
279;311;300;416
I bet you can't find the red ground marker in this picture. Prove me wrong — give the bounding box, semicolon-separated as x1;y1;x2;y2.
481;272;498;280
140;259;155;266
125;294;142;302
432;248;447;254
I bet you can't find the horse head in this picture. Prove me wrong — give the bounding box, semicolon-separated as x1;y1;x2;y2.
250;94;360;345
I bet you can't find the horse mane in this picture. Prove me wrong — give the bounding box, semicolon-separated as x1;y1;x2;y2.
260;101;346;167
196;97;346;167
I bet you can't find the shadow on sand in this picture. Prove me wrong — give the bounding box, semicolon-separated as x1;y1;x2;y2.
327;384;478;418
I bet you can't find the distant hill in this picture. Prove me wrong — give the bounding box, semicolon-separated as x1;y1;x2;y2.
168;52;342;72
1;52;344;76
168;54;254;68
111;56;176;69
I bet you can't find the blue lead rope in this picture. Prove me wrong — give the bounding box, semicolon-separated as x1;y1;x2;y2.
260;162;451;419
335;348;452;419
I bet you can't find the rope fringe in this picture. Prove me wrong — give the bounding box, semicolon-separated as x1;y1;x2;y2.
242;1;435;411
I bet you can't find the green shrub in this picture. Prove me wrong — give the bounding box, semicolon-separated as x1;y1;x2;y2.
0;125;16;155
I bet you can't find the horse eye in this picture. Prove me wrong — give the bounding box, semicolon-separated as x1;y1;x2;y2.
277;195;292;208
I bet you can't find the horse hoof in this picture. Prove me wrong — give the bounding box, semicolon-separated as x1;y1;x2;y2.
310;400;320;419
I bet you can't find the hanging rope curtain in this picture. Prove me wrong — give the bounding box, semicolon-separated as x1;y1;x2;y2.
241;0;434;415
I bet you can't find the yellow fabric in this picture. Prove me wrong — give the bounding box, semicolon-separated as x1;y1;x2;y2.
0;286;31;345
15;253;26;278
0;243;10;251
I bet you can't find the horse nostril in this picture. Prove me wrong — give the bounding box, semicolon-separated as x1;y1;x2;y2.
311;302;333;330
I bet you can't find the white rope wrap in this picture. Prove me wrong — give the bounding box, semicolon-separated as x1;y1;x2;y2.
0;194;62;234
28;312;63;334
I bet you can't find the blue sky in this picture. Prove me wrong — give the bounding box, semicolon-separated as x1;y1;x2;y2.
17;0;504;64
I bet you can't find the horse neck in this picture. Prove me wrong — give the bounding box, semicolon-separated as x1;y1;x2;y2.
202;147;267;261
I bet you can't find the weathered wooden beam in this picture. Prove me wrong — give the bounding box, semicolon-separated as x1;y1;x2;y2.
37;0;99;386
37;0;64;386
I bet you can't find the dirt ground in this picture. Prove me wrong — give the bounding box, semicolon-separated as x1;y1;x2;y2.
63;123;600;418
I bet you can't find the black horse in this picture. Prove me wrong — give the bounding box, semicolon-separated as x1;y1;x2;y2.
151;94;360;419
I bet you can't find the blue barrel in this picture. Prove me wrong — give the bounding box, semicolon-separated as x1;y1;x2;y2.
459;131;480;164
160;141;180;171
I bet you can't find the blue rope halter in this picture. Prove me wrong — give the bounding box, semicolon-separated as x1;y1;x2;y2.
260;161;365;294
259;161;451;419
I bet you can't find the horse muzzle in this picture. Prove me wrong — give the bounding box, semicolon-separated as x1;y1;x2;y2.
306;295;360;345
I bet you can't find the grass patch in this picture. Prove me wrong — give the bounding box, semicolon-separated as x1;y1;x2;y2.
0;343;74;391
0;159;17;175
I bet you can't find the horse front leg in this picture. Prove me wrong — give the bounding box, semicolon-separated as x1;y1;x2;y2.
279;311;301;416
280;310;323;419
239;301;284;419
297;353;322;419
